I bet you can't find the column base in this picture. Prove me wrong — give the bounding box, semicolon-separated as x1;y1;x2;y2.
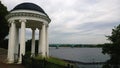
31;53;35;57
17;60;22;64
7;59;14;64
38;52;42;56
41;52;46;57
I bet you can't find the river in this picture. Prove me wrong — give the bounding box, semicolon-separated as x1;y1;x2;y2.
49;47;110;68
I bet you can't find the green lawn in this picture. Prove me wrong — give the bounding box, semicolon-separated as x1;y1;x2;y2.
34;56;70;66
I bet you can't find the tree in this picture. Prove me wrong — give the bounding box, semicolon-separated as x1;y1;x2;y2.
0;1;9;48
26;39;39;55
102;24;120;68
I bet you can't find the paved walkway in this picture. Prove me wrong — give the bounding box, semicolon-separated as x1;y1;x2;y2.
0;62;25;68
0;48;25;68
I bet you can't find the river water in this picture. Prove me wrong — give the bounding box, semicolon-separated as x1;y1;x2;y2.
49;47;110;68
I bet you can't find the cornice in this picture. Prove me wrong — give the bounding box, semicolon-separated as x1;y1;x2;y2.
6;12;51;23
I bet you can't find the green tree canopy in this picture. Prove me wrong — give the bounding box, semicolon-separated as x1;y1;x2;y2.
107;24;120;44
0;1;9;49
102;24;120;67
0;1;9;42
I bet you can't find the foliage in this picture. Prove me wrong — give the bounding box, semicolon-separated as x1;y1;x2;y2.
22;55;74;68
0;39;8;49
34;56;68;66
25;39;32;52
49;44;104;48
0;1;9;42
0;1;9;48
26;39;39;54
107;24;120;44
46;57;68;66
102;24;120;67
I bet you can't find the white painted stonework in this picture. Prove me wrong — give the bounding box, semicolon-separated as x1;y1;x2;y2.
6;4;51;64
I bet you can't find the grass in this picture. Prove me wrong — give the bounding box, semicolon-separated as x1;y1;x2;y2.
46;57;68;66
34;56;69;66
23;54;75;68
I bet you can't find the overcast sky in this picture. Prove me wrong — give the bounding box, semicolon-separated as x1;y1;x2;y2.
1;0;120;44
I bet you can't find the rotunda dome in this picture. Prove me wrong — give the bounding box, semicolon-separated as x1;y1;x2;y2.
11;2;46;15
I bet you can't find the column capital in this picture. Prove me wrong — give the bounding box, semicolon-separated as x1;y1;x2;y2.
9;20;15;23
42;23;49;27
19;19;26;23
9;20;15;27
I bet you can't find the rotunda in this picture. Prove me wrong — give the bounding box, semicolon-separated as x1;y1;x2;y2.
6;2;51;63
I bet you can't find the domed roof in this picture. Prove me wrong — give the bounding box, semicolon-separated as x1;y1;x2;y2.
11;2;46;15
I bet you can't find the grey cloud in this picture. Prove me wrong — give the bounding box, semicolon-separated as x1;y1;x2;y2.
2;0;120;44
76;21;120;30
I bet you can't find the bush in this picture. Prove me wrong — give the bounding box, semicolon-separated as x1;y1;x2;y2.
22;55;75;68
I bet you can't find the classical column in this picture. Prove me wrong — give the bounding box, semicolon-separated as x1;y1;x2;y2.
14;28;19;61
40;24;46;57
7;20;16;63
18;19;26;63
46;26;49;57
38;28;42;55
31;28;36;56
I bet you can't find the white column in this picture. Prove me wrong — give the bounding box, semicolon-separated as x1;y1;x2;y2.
7;22;12;63
7;20;16;63
18;19;26;63
14;28;19;61
38;28;42;55
46;26;49;57
40;24;46;57
31;28;35;56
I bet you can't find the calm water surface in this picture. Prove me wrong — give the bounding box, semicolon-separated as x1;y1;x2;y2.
50;47;110;63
